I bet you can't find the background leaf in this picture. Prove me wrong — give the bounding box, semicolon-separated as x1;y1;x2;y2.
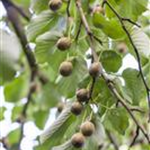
103;107;129;135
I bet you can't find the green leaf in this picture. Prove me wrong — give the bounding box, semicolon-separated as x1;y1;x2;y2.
4;74;29;102
52;140;73;150
0;107;6;120
106;0;148;21
27;11;66;41
31;0;50;14
103;107;129;135
33;109;49;129
0;29;21;84
100;50;122;72
38;103;76;149
7;128;21;145
33;82;62;109
14;0;30;8
11;105;23;121
143;60;150;86
122;68;146;105
94;78;116;115
92;13;125;39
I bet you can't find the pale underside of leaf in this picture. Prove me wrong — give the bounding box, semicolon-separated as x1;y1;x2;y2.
39;103;72;144
130;26;150;57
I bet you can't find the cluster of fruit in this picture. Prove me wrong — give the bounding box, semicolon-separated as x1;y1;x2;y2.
70;89;94;148
55;24;102;149
48;0;103;148
71;120;95;148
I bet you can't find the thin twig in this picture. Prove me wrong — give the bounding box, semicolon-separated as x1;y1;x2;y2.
130;108;145;113
1;138;9;149
103;0;150;121
75;20;82;41
76;0;98;61
130;126;140;147
103;80;150;143
1;0;30;21
66;0;71;17
88;77;96;100
106;130;119;150
75;0;150;143
93;35;103;45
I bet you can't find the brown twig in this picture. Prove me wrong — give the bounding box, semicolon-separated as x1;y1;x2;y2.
76;0;98;61
2;0;37;71
1;0;47;149
88;77;96;100
75;20;82;41
130;126;140;147
106;130;119;150
103;80;150;143
75;0;150;143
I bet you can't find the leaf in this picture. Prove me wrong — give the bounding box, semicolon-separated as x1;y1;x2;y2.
0;29;21;84
31;0;50;14
27;11;66;41
33;82;62;109
14;0;30;6
38;103;75;149
0;107;6;120
130;27;150;57
122;68;146;105
143;60;150;86
35;30;63;64
92;13;125;39
52;140;72;150
4;74;29;102
106;0;148;21
7;128;21;145
100;50;122;72
93;78;116;115
33;109;49;129
11;105;23;121
103;107;129;135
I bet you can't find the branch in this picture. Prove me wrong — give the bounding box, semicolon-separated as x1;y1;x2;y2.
1;0;48;149
103;79;150;143
1;0;37;71
0;138;9;150
76;0;98;62
102;0;150;121
130;126;140;147
75;20;82;41
75;1;150;143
